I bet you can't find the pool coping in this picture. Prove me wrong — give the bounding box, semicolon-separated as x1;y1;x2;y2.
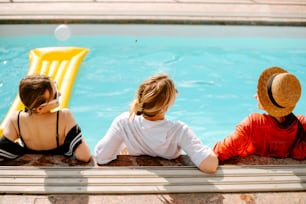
0;0;306;26
1;164;306;194
1;24;306;38
0;154;305;194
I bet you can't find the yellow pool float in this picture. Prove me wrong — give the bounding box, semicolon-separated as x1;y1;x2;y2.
0;47;89;136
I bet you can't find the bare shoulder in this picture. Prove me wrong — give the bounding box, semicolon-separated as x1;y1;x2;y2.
59;108;73;115
7;111;20;123
57;109;77;132
58;109;75;122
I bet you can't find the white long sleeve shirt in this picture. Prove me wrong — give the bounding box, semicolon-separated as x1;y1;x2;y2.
95;112;212;167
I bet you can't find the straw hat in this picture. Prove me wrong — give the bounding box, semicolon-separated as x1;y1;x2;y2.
257;66;302;117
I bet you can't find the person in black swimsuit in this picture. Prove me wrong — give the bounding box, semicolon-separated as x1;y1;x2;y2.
0;75;91;162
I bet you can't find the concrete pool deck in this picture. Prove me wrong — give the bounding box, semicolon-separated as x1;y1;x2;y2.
0;0;306;203
0;0;306;25
0;154;305;203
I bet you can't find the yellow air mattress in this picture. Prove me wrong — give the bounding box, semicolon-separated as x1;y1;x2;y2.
0;47;89;136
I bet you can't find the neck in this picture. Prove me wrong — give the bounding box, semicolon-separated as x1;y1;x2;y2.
143;113;165;121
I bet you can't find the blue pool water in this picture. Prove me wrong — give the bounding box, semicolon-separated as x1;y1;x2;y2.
0;25;306;153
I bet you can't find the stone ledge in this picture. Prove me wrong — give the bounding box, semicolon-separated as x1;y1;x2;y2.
1;1;306;25
0;155;305;194
1;154;306;166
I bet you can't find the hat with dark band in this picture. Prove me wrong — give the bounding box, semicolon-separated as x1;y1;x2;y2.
257;66;302;117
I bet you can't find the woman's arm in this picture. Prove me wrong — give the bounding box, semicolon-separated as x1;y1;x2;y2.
61;109;91;162
198;151;218;173
213;116;254;161
0;136;24;160
74;139;91;162
95;131;124;164
1;112;24;160
2;111;19;142
177;123;218;173
95;116;125;164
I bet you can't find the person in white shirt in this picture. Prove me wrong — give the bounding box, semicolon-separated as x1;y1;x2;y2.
95;74;218;173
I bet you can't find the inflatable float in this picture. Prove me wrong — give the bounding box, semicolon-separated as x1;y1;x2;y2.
0;47;89;136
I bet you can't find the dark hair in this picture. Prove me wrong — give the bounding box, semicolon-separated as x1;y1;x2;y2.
19;75;54;113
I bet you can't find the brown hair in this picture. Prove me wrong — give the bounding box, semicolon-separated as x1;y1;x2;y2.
19;75;54;113
130;74;177;118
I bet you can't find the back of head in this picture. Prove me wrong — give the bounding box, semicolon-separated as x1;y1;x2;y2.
130;74;177;118
19;75;53;113
257;66;302;117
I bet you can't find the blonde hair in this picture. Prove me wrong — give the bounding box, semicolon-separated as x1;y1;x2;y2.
19;75;54;113
130;74;177;118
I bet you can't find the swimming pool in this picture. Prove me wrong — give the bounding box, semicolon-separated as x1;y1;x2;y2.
0;24;306;153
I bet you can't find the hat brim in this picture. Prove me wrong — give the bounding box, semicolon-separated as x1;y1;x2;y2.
257;66;294;117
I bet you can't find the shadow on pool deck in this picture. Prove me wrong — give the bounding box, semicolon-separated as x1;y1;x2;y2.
0;154;305;203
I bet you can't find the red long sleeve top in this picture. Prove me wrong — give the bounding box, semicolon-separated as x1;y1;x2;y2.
213;113;306;161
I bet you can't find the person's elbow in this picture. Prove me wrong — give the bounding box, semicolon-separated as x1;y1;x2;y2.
76;153;91;163
74;141;92;162
198;152;219;174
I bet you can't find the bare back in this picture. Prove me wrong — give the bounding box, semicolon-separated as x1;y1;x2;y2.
4;109;76;151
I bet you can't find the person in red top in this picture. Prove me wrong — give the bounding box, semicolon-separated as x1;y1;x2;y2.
213;66;306;161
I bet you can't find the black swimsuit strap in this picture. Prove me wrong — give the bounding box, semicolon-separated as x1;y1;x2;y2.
17;111;21;136
56;111;59;147
17;111;27;148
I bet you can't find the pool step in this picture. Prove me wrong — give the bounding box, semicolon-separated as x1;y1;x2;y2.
0;165;305;194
